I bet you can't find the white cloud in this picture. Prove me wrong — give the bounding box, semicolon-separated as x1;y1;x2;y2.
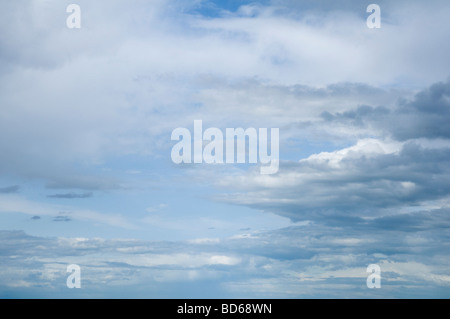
146;203;168;213
1;0;450;298
1;217;449;297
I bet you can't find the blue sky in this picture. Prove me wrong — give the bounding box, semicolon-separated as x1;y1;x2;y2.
1;0;450;298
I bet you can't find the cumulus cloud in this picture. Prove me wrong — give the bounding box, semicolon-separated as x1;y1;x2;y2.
214;139;450;221
209;79;450;223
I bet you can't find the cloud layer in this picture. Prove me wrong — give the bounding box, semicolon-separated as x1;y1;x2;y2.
212;80;450;223
1;0;450;298
1;224;449;298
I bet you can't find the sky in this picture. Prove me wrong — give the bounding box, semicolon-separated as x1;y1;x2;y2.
0;0;449;298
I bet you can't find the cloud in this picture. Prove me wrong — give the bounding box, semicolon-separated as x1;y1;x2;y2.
366;208;450;232
44;175;122;191
0;223;449;298
53;215;71;222
31;216;41;220
0;194;136;229
47;192;93;199
203;79;450;223
146;203;168;213
0;186;19;194
1;0;450;189
0;0;450;299
322;79;450;141
213;139;450;221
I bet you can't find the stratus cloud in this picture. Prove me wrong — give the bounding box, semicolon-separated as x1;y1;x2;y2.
1;222;449;298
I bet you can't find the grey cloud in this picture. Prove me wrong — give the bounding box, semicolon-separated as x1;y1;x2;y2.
215;141;450;221
323;79;450;141
392;80;450;140
211;80;450;222
193;77;409;132
366;208;450;233
320;105;390;126
44;175;121;191
0;185;19;193
1;0;449;191
53;215;71;222
271;0;390;13
31;216;41;220
0;222;449;298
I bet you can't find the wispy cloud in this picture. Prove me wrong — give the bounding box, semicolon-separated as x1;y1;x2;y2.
0;225;449;298
146;203;168;213
53;215;71;222
0;194;136;229
47;192;93;199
